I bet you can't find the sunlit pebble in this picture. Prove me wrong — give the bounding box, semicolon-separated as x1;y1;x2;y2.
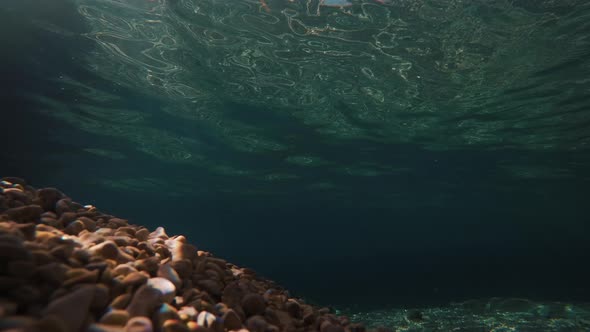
178;306;198;320
147;277;176;303
187;321;198;330
196;311;216;327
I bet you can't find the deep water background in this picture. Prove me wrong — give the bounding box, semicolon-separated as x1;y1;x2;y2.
2;0;590;311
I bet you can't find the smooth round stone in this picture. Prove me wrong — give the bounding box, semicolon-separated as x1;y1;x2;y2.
156;303;180;323
112;264;137;277
246;315;268;332
125;316;153;332
100;309;130;326
92;284;111;311
177;306;198;321
122;272;149;288
64;220;85;235
222;309;243;330
63;268;99;287
110;293;132;310
4;205;43;223
90;241;120;260
241;294;266;317
135;229;149;242
126;284;163;318
147;277;176;303
162;319;189;332
157;264;182;290
35;188;65;211
42;284;96;332
286;301;302;318
149;227;168;239
196;311;216;328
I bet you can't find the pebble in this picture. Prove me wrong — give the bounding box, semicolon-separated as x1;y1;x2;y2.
63;268;99;287
122;271;149;288
286;300;302;318
197;311;216;327
35;188;65;211
246;315;268;332
197;279;223;298
4;205;43;223
42;284;96;332
156;303;180;325
100;309;130;326
125;316;153;332
135;228;150;242
162;319;189;332
90;240;120;260
158;263;182;290
147;277;176;303
223;309;243;330
126;284;163;317
110;293;133;310
112;264;138;277
64;219;85;235
242;294;267;317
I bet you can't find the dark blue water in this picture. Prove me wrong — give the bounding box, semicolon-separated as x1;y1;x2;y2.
1;0;590;312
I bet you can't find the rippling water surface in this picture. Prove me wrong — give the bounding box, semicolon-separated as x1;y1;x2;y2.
1;0;590;322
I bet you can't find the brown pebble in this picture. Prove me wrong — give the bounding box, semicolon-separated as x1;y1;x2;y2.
4;205;43;223
42;284;96;332
50;244;75;261
286;301;302;318
78;216;97;232
197;279;223;298
92;284;111;312
135;257;160;276
90;241;120;260
125;316;153;332
241;293;266;317
169;260;192;279
126;284;163;318
110;293;132;310
35;263;67;285
100;309;130;326
35;188;65;212
246;315;267;332
112;264;137;277
55;198;74;216
122;272;149;288
162;319;189;332
63;268;99;287
59;212;78;227
222;309;243;330
135;229;149;242
156;303;180;326
158;264;182;290
64;219;86;235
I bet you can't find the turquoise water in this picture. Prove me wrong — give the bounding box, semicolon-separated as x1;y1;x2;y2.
1;0;590;329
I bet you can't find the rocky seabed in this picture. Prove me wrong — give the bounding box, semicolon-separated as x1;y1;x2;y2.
0;177;372;332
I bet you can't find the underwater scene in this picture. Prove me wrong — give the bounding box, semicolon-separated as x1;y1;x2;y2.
1;0;590;331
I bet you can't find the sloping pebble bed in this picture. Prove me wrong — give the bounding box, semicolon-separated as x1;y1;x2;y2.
0;177;369;332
